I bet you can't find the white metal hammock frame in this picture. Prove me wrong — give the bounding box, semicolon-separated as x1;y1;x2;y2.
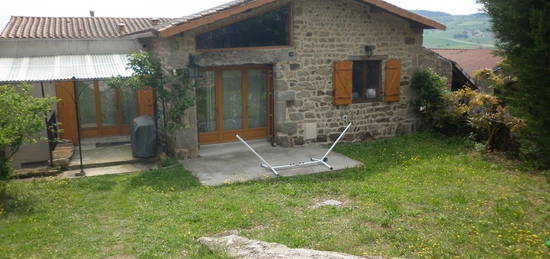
236;122;353;176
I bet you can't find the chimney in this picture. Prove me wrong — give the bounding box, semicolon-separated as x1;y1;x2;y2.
117;23;126;34
89;10;95;17
151;18;160;25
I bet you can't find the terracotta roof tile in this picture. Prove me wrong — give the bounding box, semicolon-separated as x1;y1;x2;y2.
0;16;174;39
431;48;503;77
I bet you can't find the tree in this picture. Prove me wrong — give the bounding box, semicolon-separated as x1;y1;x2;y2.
477;0;550;168
108;52;195;154
0;84;57;179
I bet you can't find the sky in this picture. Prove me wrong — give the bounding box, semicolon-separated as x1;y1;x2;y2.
0;0;484;31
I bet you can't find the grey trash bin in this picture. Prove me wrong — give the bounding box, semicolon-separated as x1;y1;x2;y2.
131;116;157;158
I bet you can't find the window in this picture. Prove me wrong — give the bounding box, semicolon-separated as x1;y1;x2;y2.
196;6;290;50
352;60;382;102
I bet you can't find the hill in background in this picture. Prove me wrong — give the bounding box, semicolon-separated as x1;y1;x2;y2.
413;10;496;49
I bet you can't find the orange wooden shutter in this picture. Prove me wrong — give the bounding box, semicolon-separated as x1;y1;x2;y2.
384;59;401;102
333;61;353;105
137;88;155;116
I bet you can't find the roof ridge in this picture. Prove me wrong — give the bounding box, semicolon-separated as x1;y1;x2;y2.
7;15;175;19
1;16;176;39
431;48;495;51
154;0;446;37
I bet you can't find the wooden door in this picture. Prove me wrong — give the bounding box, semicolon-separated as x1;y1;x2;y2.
197;65;273;144
77;81;136;138
55;80;153;142
55;81;78;143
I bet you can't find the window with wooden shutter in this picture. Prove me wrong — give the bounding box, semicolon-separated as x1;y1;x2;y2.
352;60;382;102
384;59;401;102
333;61;353;105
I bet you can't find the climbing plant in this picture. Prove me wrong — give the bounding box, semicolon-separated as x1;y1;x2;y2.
108;52;195;132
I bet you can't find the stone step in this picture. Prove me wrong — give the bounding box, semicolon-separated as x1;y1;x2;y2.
60;162;157;178
67;156;157;170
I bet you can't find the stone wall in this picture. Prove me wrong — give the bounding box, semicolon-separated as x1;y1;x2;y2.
276;0;424;146
144;0;453;152
141;36;199;156
417;47;454;90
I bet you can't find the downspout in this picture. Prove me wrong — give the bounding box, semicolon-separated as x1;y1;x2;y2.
270;65;276;147
41;82;54;167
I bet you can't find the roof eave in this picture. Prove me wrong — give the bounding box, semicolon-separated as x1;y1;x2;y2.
158;0;277;37
157;0;446;38
120;29;158;39
361;0;446;30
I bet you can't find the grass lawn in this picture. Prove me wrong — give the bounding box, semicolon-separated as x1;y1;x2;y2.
1;132;549;258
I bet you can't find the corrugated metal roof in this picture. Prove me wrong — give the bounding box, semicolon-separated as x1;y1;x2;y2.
0;16;174;39
0;54;132;82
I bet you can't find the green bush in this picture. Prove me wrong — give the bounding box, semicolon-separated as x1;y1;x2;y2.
478;0;550;168
410;69;523;153
0;84;57;179
410;69;469;134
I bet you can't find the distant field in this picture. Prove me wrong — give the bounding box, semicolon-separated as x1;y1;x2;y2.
414;10;496;49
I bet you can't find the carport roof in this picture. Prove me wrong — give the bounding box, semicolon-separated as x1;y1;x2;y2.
0;54;132;82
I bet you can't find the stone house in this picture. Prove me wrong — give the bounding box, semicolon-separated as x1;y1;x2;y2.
127;0;448;157
1;0;451;167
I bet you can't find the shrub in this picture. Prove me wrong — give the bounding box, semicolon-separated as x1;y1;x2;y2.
478;0;550;168
410;69;523;152
410;69;468;134
0;84;57;179
447;88;523;152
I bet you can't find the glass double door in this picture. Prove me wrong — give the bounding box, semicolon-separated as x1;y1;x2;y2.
197;65;272;144
76;80;138;138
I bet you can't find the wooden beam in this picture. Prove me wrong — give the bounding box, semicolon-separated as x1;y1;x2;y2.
159;0;277;37
361;0;446;30
159;0;445;39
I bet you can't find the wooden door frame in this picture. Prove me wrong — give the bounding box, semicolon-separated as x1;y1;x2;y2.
55;81;78;143
198;64;273;144
79;81;132;138
56;80;145;141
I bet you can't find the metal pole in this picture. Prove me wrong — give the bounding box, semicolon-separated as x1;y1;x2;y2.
320;122;353;161
236;135;279;176
73;77;85;176
41;82;54;167
237;123;352;175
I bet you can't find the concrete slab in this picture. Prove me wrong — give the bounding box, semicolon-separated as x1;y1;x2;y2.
181;141;362;186
69;144;139;169
59;162;157;179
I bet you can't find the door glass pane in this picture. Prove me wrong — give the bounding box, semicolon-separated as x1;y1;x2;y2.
222;70;243;131
76;81;97;128
121;88;138;125
248;69;267;129
98;81;118;127
197;71;217;133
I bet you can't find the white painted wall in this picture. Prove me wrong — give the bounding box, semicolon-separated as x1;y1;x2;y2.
0;39;142;57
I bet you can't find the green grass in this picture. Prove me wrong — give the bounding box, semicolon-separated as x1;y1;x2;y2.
1;132;549;258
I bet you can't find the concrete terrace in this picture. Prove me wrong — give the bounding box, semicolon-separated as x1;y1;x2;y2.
181;140;362;186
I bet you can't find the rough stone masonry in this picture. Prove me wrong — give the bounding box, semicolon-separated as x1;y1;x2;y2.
198;234;394;259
